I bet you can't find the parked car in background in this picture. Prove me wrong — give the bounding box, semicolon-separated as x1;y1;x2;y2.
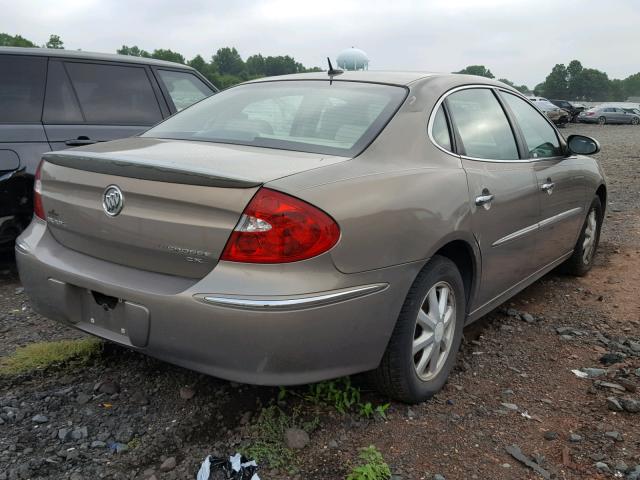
17;72;606;403
579;106;640;125
0;47;217;249
533;100;570;126
623;108;640;116
549;99;585;122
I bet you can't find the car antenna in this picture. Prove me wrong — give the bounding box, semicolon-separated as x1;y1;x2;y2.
327;57;343;84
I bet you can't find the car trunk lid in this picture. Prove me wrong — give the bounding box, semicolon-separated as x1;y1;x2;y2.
39;137;347;278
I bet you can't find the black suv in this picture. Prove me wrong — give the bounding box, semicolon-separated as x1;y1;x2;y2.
0;47;217;249
549;99;585;123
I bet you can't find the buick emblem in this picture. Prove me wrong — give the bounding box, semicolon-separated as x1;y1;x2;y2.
102;185;124;217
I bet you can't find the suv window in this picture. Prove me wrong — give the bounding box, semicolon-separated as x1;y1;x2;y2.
431;105;452;151
446;88;519;160
43;61;84;123
0;55;46;123
502;92;562;158
157;70;213;112
65;62;162;125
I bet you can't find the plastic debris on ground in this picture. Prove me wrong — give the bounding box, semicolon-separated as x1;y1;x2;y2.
197;453;261;480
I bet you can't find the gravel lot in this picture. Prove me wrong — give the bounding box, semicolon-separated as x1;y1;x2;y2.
1;123;639;480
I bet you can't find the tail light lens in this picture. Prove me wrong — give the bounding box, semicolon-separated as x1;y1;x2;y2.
586;112;595;116
33;160;45;220
221;188;340;263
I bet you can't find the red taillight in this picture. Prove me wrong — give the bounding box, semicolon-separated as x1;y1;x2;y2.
586;112;595;116
33;160;45;220
221;188;340;263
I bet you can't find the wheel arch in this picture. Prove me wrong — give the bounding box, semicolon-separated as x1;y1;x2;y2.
427;233;481;314
596;184;607;215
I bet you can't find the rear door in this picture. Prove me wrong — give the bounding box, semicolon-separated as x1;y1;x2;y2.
43;60;165;150
500;91;587;267
445;87;541;310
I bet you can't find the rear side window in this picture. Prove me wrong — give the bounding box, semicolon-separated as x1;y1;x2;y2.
501;92;562;158
447;88;519;160
0;55;46;123
431;105;452;151
43;61;83;123
65;62;162;125
143;80;407;157
157;70;213;112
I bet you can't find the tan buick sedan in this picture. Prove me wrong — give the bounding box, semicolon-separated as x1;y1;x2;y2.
17;71;605;403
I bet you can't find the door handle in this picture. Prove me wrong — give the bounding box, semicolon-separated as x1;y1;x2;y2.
65;138;98;147
541;181;555;194
475;189;494;209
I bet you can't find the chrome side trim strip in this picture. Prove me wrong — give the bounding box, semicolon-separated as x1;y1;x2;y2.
15;240;29;254
492;207;584;247
201;283;389;311
538;207;583;228
492;223;539;247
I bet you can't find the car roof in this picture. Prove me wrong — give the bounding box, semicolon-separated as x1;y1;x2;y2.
0;46;196;70
243;70;511;88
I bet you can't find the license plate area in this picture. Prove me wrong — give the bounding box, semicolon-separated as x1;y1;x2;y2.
80;289;150;347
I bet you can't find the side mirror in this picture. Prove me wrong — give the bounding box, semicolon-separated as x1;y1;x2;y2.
567;134;600;156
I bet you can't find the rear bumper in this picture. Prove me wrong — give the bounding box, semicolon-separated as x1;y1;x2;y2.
578;117;598;124
16;220;423;385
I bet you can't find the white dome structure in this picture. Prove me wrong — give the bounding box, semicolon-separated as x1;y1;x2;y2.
336;47;369;71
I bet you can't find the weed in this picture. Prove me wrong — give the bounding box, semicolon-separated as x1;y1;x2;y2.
0;337;102;375
346;445;391;480
240;405;318;471
304;377;390;419
127;437;141;450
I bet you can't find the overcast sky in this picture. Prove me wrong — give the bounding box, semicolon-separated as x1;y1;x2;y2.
3;0;638;87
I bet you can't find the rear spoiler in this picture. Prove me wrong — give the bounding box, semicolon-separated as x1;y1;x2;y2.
42;151;261;189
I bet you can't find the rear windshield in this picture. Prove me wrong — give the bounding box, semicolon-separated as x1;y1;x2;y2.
143;80;407;156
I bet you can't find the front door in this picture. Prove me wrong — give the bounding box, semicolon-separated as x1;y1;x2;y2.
445;88;541;311
499;90;587;268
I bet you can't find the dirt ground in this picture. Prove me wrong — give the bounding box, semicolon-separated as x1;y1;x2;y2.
1;123;639;480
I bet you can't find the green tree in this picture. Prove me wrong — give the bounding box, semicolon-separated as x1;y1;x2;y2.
117;45;151;57
609;79;625;101
245;54;266;77
45;34;64;49
455;65;494;78
623;73;640;98
151;48;185;64
0;33;37;47
542;64;568;98
498;78;530;94
578;68;610;101
212;47;245;76
566;60;583;99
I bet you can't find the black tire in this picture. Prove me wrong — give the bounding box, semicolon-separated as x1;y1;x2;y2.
371;256;466;403
632;117;639;126
598;116;606;125
561;196;603;276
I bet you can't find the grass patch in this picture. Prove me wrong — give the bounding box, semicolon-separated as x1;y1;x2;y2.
0;337;102;375
240;405;319;471
279;377;390;419
346;445;391;480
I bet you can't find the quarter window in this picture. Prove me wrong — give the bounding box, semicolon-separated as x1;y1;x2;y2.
446;88;519;160
431;105;452;151
157;70;214;112
502;92;562;158
43;61;84;123
0;55;46;123
65;62;162;125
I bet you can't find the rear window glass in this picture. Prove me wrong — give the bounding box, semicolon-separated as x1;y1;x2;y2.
157;70;213;111
0;55;46;123
65;62;162;125
143;80;407;156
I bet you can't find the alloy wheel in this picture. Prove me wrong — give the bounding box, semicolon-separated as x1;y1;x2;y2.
582;209;598;265
412;281;456;381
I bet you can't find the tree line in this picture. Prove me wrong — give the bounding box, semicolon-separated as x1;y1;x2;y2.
0;33;321;89
2;33;639;101
455;62;640;102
